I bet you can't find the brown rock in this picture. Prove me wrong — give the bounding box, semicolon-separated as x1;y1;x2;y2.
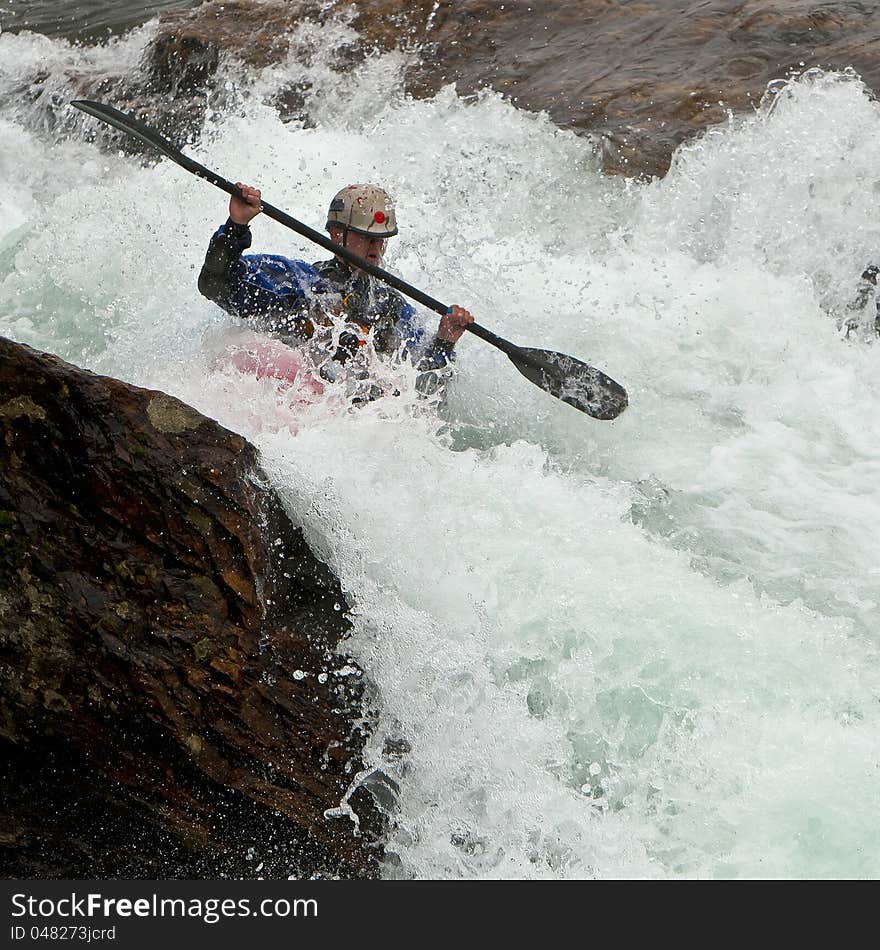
0;337;378;878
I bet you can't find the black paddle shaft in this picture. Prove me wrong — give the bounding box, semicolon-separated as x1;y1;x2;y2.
70;99;628;419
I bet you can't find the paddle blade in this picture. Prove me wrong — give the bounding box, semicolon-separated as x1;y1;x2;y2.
71;100;187;165
509;347;628;420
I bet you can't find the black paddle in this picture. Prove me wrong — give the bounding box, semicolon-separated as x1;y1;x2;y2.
70;99;628;420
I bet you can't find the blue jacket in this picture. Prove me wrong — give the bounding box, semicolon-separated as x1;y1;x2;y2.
198;220;455;370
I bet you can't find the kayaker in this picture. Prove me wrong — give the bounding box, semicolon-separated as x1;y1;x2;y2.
198;182;474;390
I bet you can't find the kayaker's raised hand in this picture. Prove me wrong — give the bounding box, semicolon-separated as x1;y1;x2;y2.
230;182;262;225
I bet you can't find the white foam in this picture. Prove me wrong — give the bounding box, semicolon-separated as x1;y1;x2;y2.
2;21;880;877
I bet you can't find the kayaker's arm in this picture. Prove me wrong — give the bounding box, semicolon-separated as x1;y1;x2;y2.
198;219;317;341
199;182;320;339
411;306;473;397
197;218;252;309
416;336;457;371
400;304;472;368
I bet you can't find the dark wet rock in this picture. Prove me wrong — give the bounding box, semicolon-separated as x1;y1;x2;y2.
0;337;379;878
347;770;400;847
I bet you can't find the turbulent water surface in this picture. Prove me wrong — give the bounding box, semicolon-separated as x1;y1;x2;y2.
0;0;198;40
2;7;880;879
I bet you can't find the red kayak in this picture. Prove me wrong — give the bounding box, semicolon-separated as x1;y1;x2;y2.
221;335;325;398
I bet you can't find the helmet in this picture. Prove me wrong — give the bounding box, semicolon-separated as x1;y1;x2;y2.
326;184;398;239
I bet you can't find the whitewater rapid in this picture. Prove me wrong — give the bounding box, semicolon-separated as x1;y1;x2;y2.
2;15;880;878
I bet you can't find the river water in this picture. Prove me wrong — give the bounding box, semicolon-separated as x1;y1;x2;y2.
2;6;880;879
0;0;198;40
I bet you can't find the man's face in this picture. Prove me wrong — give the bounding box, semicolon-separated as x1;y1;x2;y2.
328;226;386;266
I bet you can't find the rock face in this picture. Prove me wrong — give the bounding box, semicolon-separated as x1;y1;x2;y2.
63;0;880;178
0;337;376;878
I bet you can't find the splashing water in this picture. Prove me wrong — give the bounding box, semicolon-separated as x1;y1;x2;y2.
2;16;880;879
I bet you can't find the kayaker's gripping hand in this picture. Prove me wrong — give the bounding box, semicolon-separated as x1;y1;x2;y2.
438;304;474;344
230;182;262;225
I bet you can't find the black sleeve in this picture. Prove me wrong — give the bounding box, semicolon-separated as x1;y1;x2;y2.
416;335;456;371
197;219;253;311
197;220;315;341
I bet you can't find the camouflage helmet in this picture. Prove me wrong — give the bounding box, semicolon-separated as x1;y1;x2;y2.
326;184;398;239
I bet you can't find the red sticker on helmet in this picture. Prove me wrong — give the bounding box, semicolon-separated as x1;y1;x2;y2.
373;211;386;224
